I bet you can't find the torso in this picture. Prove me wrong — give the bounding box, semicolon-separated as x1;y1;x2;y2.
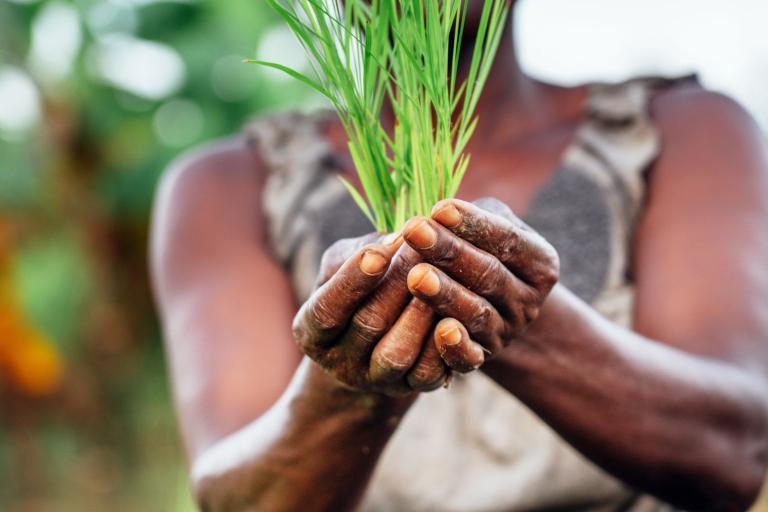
245;77;694;511
457;127;580;214
322;86;586;219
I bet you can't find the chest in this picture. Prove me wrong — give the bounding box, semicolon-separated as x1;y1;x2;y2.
456;129;576;216
318;130;631;305
327;114;577;218
289;114;644;305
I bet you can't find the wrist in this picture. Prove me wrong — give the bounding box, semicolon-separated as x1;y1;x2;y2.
484;284;582;387
299;358;415;421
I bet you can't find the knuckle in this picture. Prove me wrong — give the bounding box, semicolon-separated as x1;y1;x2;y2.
309;297;342;332
524;304;541;324
386;244;421;284
508;301;529;331
467;302;494;334
410;297;433;314
291;319;312;352
407;368;446;392
292;306;321;355
527;235;559;290
431;234;458;265
350;308;390;343
473;197;513;219
506;299;540;334
497;228;522;263
538;244;561;289
371;350;411;378
471;257;504;295
433;291;456;311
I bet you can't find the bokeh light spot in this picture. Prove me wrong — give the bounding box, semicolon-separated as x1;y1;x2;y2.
0;67;42;140
153;99;204;147
89;35;186;101
28;1;82;85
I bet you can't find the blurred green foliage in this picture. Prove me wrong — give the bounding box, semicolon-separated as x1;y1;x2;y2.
0;0;317;510
1;2;766;511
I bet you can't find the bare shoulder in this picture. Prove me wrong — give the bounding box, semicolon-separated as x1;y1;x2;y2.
152;135;263;238
643;84;768;225
151;136;301;452
634;85;768;359
651;83;760;134
649;85;768;185
150;135;269;306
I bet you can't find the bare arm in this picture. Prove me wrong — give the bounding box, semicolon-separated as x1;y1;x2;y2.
150;137;445;511
402;90;768;510
150;136;300;457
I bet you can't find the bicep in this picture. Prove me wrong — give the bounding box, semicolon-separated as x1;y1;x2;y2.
633;89;768;368
150;137;300;458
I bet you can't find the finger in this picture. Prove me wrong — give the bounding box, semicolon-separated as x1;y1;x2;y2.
292;244;393;356
402;216;532;318
369;297;434;384
434;318;484;373
406;329;449;392
315;232;400;288
472;197;517;221
341;241;420;365
430;199;559;291
408;263;508;355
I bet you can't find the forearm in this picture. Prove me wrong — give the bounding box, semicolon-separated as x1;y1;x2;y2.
192;359;412;512
484;285;768;511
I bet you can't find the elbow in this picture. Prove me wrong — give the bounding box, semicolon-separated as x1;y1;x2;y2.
192;469;254;512
728;434;768;512
658;396;768;511
717;456;767;512
666;435;767;512
192;473;216;512
191;463;226;512
701;377;768;511
731;395;768;511
700;414;768;511
190;453;255;512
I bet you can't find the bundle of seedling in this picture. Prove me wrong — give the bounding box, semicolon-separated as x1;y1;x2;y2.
254;0;510;233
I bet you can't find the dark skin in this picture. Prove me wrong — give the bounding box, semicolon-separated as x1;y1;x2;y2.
151;2;768;511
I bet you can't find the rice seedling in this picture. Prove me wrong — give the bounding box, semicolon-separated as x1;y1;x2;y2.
252;0;510;233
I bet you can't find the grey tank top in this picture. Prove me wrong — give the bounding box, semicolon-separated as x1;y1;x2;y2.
247;77;691;512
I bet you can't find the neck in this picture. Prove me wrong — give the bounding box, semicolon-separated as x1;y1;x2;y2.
463;13;585;147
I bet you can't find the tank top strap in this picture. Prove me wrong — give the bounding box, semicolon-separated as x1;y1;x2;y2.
245;110;372;300
565;75;696;227
526;75;697;325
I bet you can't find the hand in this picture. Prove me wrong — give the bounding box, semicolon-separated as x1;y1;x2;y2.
402;198;560;372
291;233;450;396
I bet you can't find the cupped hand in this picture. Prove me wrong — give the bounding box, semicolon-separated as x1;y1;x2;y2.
402;198;560;372
291;233;449;396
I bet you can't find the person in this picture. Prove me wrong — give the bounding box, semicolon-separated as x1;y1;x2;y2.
150;2;768;510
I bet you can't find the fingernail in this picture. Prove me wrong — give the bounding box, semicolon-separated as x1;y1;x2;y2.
408;265;441;296
360;251;387;276
403;218;437;250
432;203;462;228
440;327;462;346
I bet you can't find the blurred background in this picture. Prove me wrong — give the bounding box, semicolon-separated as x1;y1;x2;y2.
0;0;766;511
